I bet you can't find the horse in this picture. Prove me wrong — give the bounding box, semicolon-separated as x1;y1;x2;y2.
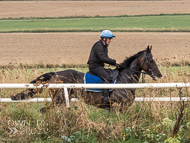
11;45;162;112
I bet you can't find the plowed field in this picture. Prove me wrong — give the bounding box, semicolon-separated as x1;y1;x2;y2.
1;1;190;18
0;1;190;66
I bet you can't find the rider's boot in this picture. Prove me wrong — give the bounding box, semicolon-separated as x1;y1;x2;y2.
102;88;110;109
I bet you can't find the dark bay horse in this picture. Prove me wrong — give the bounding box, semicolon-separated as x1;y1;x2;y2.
11;46;162;112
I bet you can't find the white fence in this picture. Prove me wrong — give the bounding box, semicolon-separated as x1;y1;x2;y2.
0;83;190;89
0;83;190;108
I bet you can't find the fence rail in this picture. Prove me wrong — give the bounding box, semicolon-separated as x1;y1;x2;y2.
0;97;190;103
0;83;190;89
0;83;189;107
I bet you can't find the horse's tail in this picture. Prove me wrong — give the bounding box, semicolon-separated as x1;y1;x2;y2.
11;72;55;100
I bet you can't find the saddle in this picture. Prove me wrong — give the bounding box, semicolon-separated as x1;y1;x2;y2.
86;68;119;83
84;69;119;92
105;68;119;82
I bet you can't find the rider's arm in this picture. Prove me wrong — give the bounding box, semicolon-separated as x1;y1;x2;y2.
95;43;116;65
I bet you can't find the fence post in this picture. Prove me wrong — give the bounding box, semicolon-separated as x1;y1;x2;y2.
142;73;145;83
64;87;70;108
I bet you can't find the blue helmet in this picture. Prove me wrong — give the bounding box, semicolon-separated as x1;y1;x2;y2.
100;30;115;38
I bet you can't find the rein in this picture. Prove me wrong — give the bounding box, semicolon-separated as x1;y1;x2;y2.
119;52;158;76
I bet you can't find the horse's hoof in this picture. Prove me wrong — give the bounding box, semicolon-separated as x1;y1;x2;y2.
40;108;47;114
10;95;17;100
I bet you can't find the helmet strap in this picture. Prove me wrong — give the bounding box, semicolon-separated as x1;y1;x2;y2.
102;38;107;46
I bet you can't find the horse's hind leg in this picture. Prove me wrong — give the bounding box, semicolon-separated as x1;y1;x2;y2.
40;88;67;114
40;89;57;114
11;72;55;100
11;88;44;100
40;105;54;114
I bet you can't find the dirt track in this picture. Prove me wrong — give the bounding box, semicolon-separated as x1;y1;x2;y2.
0;32;190;66
0;1;190;66
0;1;190;18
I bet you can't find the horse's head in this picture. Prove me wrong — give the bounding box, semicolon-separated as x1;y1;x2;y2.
140;45;162;80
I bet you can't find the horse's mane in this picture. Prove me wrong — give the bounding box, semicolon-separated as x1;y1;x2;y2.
120;50;145;69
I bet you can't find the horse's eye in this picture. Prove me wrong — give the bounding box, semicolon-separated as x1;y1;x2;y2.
150;59;154;63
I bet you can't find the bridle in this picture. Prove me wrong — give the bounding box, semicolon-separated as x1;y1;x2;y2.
120;51;158;80
142;52;158;76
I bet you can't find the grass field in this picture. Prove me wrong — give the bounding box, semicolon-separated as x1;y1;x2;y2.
1;14;190;32
0;66;190;142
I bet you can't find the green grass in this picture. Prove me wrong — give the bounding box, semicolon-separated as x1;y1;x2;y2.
1;14;190;32
1;97;190;142
0;66;190;142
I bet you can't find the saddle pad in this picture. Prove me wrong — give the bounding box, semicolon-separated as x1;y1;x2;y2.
84;72;116;92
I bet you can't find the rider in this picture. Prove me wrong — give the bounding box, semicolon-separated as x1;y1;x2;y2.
87;30;120;109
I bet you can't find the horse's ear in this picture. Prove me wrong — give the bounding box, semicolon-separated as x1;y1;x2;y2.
146;45;152;53
150;45;152;51
146;45;150;53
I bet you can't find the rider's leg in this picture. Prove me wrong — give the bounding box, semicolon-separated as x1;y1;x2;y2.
89;66;112;109
102;81;110;109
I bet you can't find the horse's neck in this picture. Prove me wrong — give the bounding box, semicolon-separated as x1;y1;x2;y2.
118;58;142;83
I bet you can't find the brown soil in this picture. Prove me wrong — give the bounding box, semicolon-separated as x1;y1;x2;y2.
0;1;190;66
0;32;190;66
0;1;190;18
